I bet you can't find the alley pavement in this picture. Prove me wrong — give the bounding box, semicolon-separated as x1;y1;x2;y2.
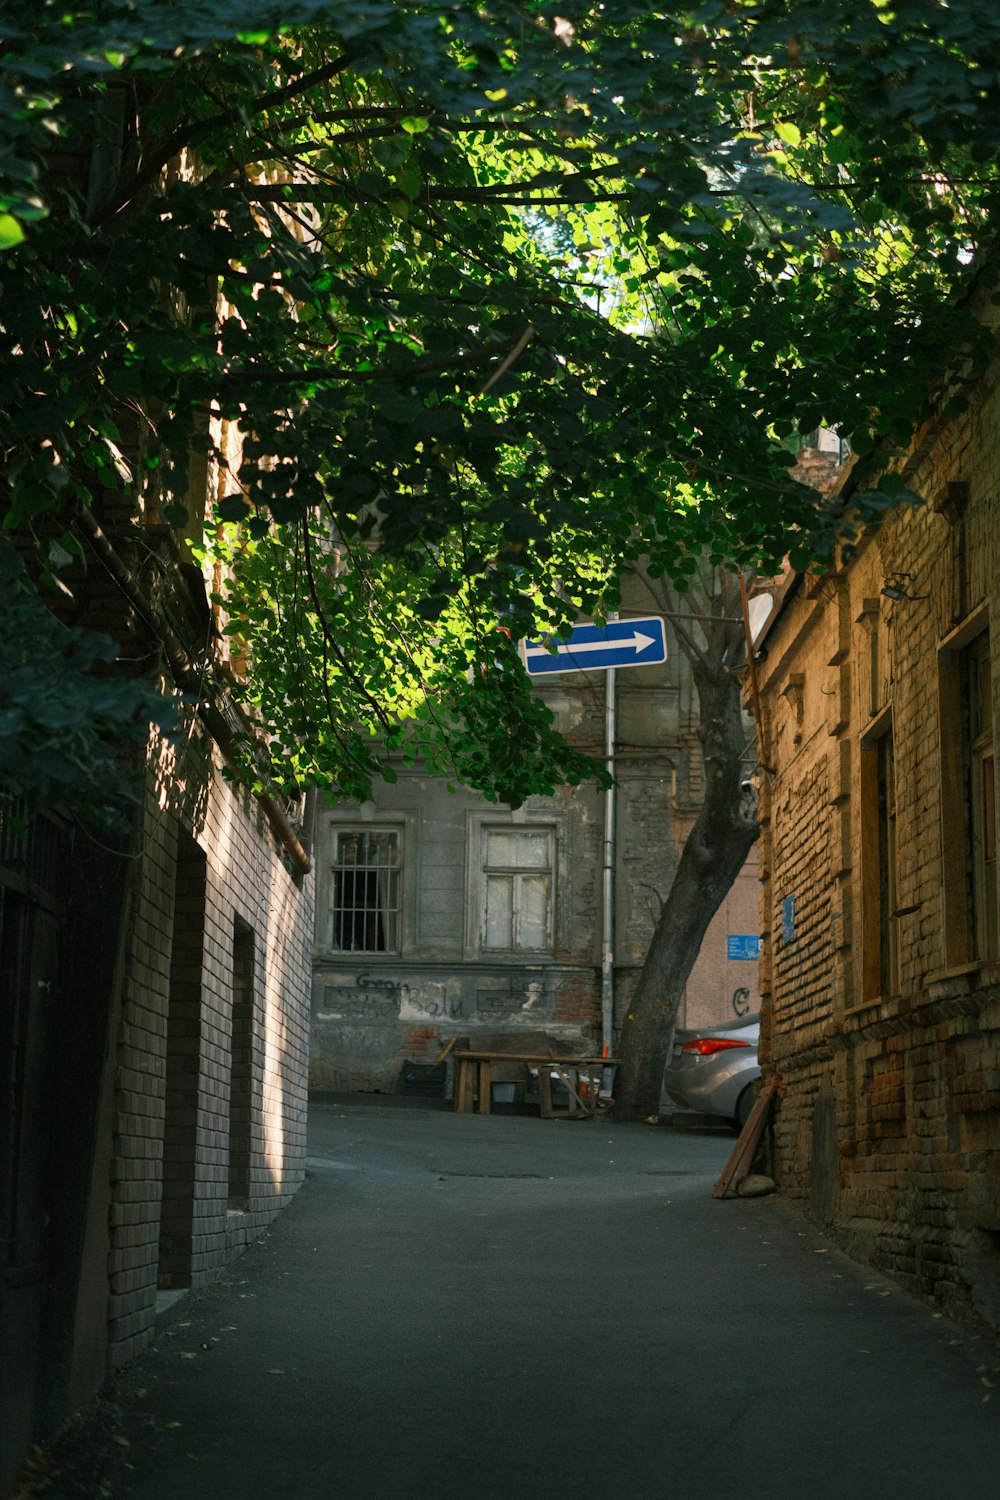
35;1101;1000;1500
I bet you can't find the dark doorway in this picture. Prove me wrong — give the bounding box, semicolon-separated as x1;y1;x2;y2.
0;890;58;1489
157;827;206;1289
228;917;255;1211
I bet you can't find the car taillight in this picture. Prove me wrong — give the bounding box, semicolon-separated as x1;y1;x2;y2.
681;1038;752;1056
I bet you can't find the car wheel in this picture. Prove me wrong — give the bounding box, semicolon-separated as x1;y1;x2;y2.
734;1085;754;1132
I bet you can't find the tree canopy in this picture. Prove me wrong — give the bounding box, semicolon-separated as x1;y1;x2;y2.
4;1;1000;809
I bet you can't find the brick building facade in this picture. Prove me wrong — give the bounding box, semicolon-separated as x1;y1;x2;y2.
1;506;313;1496
756;360;1000;1331
107;725;313;1354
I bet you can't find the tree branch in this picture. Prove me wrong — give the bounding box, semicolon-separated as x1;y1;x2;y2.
300;521;392;733
238;182;630;207
220;336;527;389
91;49;365;227
641;572;709;669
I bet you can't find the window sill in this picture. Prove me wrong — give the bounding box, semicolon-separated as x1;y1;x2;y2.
843;995;896;1020
924;960;983;984
480;952;554;963
327;951;402;959
926;957;1000;993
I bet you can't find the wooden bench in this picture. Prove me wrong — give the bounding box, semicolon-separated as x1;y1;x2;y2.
452;1051;620;1118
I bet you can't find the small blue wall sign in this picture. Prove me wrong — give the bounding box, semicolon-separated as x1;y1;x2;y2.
781;895;796;944
727;935;762;961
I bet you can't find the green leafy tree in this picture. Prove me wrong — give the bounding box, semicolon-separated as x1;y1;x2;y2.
9;3;997;603
5;1;1000;1106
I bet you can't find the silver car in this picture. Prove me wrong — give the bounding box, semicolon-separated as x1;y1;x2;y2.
661;1017;761;1129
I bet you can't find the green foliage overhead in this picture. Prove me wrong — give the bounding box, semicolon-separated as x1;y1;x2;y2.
206;515;609;805
0;539;176;825
4;1;1000;806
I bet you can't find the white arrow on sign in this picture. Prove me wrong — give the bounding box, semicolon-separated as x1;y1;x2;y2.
522;616;667;676
524;629;657;661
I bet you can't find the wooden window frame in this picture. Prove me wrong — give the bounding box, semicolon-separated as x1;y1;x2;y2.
479;826;555;957
938;605;996;967
859;704;898;1002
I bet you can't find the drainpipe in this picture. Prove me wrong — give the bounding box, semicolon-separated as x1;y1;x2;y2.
601;645;617;1093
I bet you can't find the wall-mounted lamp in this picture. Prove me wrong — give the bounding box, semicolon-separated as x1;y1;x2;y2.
881;572;927;602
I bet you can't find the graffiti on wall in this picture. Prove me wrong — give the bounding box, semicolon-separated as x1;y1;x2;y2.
319;975;472;1023
399;983;470;1022
318;971;556;1028
319;987;397;1022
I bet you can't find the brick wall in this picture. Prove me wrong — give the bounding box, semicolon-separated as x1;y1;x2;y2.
758;338;1000;1333
106;727;313;1366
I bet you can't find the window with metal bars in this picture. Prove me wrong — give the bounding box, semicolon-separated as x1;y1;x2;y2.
331;828;401;953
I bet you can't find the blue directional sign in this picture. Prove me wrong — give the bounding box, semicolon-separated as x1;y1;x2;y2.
523;617;667;676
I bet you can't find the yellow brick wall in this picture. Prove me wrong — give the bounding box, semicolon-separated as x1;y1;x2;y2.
758;355;1000;1330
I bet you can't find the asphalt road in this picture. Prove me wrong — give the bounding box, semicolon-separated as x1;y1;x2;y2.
40;1102;1000;1500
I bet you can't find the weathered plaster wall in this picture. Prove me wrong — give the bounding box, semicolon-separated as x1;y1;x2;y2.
310;773;605;1089
312;618;762;1095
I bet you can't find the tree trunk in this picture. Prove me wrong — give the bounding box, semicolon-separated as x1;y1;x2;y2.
614;638;759;1122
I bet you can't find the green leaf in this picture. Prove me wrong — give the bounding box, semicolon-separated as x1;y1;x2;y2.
0;214;26;250
773;121;802;149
